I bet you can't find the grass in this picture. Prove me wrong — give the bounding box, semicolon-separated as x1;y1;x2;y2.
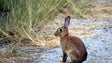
0;0;86;45
3;42;20;57
0;0;112;61
1;0;111;57
0;0;88;57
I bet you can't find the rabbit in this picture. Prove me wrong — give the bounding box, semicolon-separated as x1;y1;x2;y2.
54;16;87;63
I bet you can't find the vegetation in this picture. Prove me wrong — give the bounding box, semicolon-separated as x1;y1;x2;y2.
0;0;87;56
0;0;112;57
0;0;87;46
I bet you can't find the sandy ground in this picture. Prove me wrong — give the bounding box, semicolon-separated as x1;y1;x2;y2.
37;19;112;63
0;19;112;63
0;0;112;62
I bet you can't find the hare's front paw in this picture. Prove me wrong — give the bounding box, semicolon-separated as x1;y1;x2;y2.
60;61;71;63
60;60;65;63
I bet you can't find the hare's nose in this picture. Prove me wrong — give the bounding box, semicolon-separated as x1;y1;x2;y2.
54;33;57;36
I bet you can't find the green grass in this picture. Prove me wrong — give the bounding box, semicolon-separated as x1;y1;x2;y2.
1;0;111;57
0;0;87;47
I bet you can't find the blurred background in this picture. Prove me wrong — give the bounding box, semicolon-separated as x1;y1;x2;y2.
0;0;112;63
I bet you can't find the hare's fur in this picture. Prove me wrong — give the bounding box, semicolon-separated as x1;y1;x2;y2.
54;16;87;63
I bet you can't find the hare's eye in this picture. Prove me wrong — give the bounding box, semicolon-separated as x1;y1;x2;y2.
60;29;62;32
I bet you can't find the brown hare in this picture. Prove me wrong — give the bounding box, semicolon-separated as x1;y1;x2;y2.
54;16;87;63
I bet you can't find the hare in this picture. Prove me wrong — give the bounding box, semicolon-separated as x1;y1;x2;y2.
54;16;87;63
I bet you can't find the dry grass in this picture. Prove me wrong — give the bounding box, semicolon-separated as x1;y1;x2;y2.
0;0;112;60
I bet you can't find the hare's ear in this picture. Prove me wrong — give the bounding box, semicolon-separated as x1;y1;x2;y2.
64;16;71;27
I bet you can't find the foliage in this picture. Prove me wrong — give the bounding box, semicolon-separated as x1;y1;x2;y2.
0;0;87;47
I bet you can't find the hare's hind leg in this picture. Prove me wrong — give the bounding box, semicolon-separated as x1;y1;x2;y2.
70;56;80;63
71;60;81;63
67;50;80;63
